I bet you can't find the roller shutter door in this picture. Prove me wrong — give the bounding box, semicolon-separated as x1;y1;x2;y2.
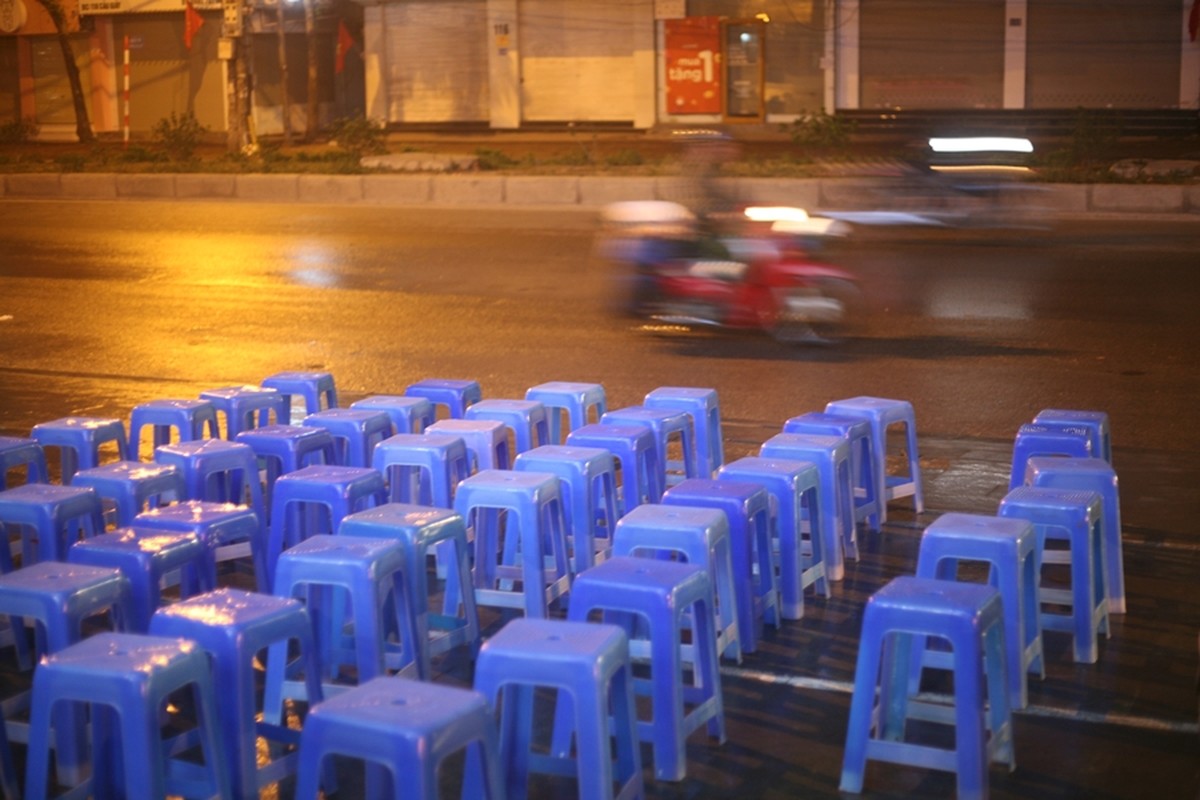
386;0;488;123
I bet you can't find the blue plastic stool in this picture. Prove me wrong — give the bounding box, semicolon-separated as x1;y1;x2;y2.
200;384;288;438
602;405;697;488
526;381;607;444
30;416;128;484
567;422;663;512
566;556;724;781
717;455;830;621
760;432;857;581
0;483;105;564
1008;423;1093;490
663;478;780;653
999;486;1110;663
428;418;511;471
271;534;421;696
475;618;642;800
303;408;394;468
465;398;551;455
612;503;742;663
916;513;1044;710
265;464;386;589
154;438;266;531
783;411;881;532
67;526;211;632
404;378;483;420
644;386;724;479
351;394;436;433
262;370;338;422
339;503;481;679
1033;408;1112;463
454;469;572;619
1024;455;1125;614
0;436;48;489
71;460;184;528
514;444;620;573
840;576;1014;799
825;395;924;523
24;631;230;800
135;499;262;591
0;561;132;783
371;432;472;507
128;398;220;460
149;587;325;800
235;424;337;515
293;676;505;800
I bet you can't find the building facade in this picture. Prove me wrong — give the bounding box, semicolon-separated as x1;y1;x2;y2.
2;0;1197;138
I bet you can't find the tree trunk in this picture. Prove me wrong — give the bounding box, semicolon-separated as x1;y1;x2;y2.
277;2;291;145
36;0;94;143
303;0;319;141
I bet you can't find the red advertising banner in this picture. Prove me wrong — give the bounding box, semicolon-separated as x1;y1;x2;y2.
665;16;721;115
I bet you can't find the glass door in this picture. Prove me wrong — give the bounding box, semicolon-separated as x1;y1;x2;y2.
723;20;764;121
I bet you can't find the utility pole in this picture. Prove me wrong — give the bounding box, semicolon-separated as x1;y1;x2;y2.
221;0;245;153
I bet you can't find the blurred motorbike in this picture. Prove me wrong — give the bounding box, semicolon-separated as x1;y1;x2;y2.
596;201;860;344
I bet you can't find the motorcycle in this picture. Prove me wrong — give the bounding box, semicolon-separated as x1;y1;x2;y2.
596;201;860;344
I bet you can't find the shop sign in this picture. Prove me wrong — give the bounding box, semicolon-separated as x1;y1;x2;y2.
665;16;721;115
80;0;220;15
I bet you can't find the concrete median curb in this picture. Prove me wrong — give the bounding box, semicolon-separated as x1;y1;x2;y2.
3;172;1198;217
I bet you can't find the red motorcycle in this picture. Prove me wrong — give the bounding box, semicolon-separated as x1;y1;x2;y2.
597;202;860;343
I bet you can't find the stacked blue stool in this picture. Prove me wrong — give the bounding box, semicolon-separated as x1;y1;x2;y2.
644;385;724;479
293;675;505;800
30;416;128;484
71;460;184;528
271;534;421;696
526;381;607;443
784;411;881;532
465;398;551;455
718;455;830;620
339;503;481;679
0;436;48;488
602;405;697;487
127;398;219;460
760;432;856;581
915;513;1044;710
24;631;230;799
135;499;263;591
999;486;1110;663
1033;408;1112;463
303;407;393;467
351;394;436;434
824;395;924;523
262;370;338;423
454;469;572;619
149;587;325;800
613;503;742;662
428;418;511;470
840;576;1014;799
235;423;338;514
567;422;662;512
372;432;471;507
154;438;266;529
475;618;642;800
514;444;620;573
663;478;780;653
68;526;211;631
1024;455;1125;614
0;482;105;564
404;377;483;420
566;555;724;781
200;383;288;438
265;464;386;588
1008;422;1093;490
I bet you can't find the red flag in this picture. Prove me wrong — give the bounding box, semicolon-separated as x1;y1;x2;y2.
336;20;356;74
1190;0;1199;42
184;1;204;50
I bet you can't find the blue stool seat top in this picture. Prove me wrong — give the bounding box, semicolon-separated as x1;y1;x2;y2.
404;378;483;419
427;418;511;470
475;617;643;800
302;408;394;468
0;436;48;489
128;398;220;460
1009;423;1094;490
840;575;1013;798
783;411;881;532
824;395;924;521
371;433;472;508
71;460;184;529
0;482;106;564
135;499;263;591
30;416;129;484
0;560;132;653
602;405;697;487
526;381;607;443
644;386;724;479
1033;408;1111;463
200;384;288;438
293;675;505;800
351;395;436;434
567;422;664;512
262;371;338;421
464;398;551;455
235;424;338;480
